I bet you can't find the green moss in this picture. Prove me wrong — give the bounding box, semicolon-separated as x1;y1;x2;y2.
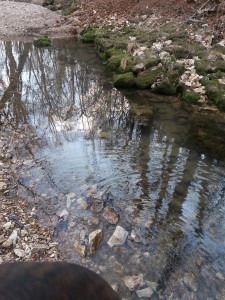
113;72;136;88
144;55;161;69
208;70;225;80
202;79;225;111
152;70;179;95
95;38;114;52
107;52;133;73
136;67;164;89
181;88;200;104
62;7;76;16
195;59;225;75
33;36;51;47
81;31;96;43
167;45;192;59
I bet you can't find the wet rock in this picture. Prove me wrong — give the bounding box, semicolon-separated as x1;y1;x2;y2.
57;208;69;218
88;216;99;226
216;272;225;281
2;229;18;248
130;229;142;243
136;287;154;298
123;274;144;291
77;197;88;210
183;272;198;292
103;207;119;224
74;242;87;258
108;226;128;248
66;192;76;208
89;229;104;255
91;200;103;213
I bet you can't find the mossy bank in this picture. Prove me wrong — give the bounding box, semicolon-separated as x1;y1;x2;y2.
80;20;225;112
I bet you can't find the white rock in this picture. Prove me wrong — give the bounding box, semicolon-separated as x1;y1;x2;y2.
136;287;154;298
108;226;128;248
2;229;18;248
3;221;12;230
14;248;25;258
123;274;144;291
0;182;7;190
57;209;69;218
159;51;169;59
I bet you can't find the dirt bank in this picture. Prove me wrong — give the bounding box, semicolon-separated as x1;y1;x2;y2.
0;0;75;38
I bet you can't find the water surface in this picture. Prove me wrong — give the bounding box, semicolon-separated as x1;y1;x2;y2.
0;39;225;299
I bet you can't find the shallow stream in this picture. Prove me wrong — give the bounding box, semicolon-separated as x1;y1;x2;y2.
0;39;225;299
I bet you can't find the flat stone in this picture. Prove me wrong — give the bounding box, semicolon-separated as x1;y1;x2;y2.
123;274;144;291
136;287;154;298
31;244;49;254
108;226;128;248
89;229;104;255
103;207;119;224
74;242;87;258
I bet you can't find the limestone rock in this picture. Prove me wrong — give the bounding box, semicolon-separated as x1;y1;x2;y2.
14;248;25;258
123;274;144;291
89;229;104;255
2;229;17;248
108;226;128;248
103;207;119;224
74;242;87;258
136;287;154;298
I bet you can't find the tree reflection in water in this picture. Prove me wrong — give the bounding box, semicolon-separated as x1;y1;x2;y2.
0;39;225;299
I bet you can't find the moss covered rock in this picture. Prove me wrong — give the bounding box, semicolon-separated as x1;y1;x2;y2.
136;67;164;89
81;29;96;43
152;70;179;95
113;72;136;88
33;36;51;47
107;51;133;73
202;79;225;111
195;59;225;75
181;88;200;104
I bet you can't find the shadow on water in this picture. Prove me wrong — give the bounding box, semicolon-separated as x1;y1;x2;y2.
0;38;225;299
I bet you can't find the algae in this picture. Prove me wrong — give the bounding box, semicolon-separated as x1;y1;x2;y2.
33;36;51;47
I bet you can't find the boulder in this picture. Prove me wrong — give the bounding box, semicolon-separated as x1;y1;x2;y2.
113;72;136;88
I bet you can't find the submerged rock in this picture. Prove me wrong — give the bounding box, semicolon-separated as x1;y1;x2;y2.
103;207;119;224
123;274;144;291
91;200;104;213
89;229;104;255
74;242;87;258
136;287;154;298
108;226;128;247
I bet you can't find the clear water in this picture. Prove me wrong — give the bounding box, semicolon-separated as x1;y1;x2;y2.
1;39;225;299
